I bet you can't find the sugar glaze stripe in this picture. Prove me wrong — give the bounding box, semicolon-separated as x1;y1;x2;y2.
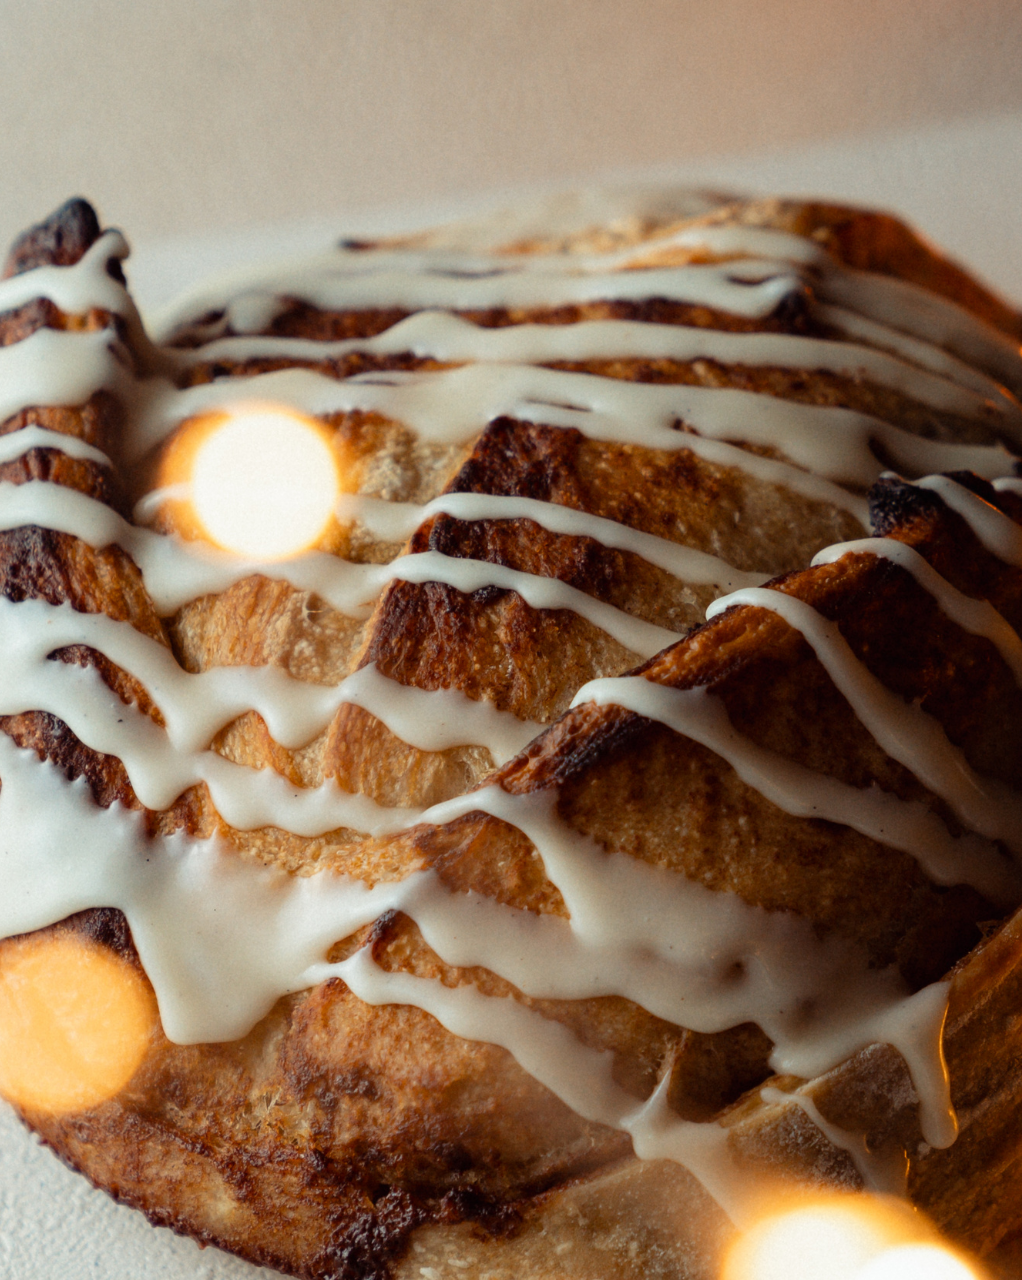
706;586;1022;854
178;309;1020;423
570;677;1020;907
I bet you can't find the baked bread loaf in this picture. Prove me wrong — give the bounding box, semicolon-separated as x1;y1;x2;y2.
1;192;1022;1278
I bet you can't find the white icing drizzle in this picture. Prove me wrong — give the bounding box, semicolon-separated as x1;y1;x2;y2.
0;199;1018;1220
322;663;543;764
334;490;769;592
812;537;1022;685
0;485;688;680
636;223;831;268
814;303;1008;401
201;372;874;524
819;266;1022;397
0;230;132;318
914;475;1022;566
0;330;877;524
0;423;111;467
0;326;128;426
417;783;949;1130
0;728;957;1189
128;359;999;497
0;596;539;764
705;586;1022;855
654;222;1022;394
0;732;403;1039
0;731;910;1064
0;480;680;656
154;217;1022;401
757;1085;909;1195
376;550;680;657
153;252;807;339
182;309;1021;425
0;477;372;616
314;947;756;1221
0;229;160;382
0;598;586;833
570;677;1020;907
0;646;421;835
0;583;958;1124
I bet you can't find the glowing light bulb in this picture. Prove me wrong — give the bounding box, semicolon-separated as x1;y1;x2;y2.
723;1195;984;1280
0;933;157;1114
182;407;340;560
724;1204;883;1280
856;1243;979;1280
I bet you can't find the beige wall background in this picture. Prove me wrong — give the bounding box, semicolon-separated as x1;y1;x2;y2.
1;0;1022;297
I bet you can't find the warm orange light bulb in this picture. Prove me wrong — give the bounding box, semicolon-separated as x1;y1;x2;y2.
856;1243;979;1280
724;1202;884;1280
720;1193;976;1280
163;406;340;560
0;932;157;1115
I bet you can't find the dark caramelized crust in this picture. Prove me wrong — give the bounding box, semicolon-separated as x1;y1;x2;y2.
2;198;107;280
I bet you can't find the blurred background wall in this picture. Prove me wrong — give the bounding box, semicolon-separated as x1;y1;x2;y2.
1;0;1021;305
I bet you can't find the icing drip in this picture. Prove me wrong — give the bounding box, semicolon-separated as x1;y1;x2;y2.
757;1086;910;1196
0;200;1020;1219
0;478;378;615
0;733;919;1066
0;230;132;318
0;597;539;764
317;947;756;1220
370;549;680;656
0;326;128;426
0;423;111;467
0;479;683;646
0;728;956;1198
334;490;770;592
0;639;422;834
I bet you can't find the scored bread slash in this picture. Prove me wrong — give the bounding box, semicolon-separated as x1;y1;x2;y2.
0;192;1021;1279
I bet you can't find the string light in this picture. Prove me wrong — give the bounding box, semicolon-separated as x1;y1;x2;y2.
160;406;341;560
0;932;157;1114
722;1194;982;1280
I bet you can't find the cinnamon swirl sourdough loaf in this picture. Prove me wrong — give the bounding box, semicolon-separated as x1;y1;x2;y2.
1;192;1022;1278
